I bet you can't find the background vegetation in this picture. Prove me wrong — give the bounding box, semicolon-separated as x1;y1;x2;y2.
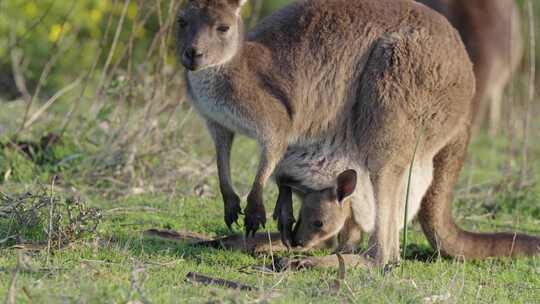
0;0;539;303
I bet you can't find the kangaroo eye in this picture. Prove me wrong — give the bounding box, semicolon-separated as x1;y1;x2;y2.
217;25;230;33
313;220;323;229
177;18;188;28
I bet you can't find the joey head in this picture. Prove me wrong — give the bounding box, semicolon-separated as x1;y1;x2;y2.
293;170;364;253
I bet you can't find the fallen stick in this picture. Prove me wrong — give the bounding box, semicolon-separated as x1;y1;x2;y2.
274;254;371;271
186;272;258;291
146;229;372;270
145;229;289;253
145;229;213;242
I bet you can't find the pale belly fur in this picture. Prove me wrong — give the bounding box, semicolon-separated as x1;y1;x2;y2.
275;144;434;233
187;72;256;137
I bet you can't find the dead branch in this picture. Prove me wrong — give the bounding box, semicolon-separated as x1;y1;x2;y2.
144;229;212;242
186;272;259;291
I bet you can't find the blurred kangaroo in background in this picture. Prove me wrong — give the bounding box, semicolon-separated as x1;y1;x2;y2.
416;0;524;135
175;0;537;266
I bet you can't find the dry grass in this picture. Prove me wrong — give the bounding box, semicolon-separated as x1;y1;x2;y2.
0;187;102;250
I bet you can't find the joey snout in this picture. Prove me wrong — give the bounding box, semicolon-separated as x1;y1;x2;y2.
292;213;345;250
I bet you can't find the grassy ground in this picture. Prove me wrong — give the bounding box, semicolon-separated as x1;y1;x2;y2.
1;107;539;303
1;1;539;302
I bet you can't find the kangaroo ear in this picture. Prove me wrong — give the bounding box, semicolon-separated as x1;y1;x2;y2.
336;169;357;203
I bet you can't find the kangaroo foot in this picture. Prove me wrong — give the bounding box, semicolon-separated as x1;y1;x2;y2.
273;207;295;248
224;194;243;230
244;196;266;236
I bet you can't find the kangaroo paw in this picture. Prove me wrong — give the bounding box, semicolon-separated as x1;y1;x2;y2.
224;194;243;230
277;213;295;248
244;202;266;237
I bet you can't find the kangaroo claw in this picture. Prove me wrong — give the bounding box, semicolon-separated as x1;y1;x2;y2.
224;195;242;230
244;203;266;237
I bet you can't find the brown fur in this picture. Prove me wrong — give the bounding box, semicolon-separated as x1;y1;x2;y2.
178;0;460;237
416;0;523;135
418;130;540;258
176;0;538;266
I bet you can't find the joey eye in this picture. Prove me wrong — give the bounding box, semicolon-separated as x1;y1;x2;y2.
313;220;324;229
217;25;230;33
177;18;188;28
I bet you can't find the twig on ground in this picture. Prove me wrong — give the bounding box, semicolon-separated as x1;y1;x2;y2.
143;229;212;242
186;272;259;292
105;206;159;215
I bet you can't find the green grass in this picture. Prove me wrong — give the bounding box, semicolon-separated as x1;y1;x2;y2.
1;118;539;303
1;0;539;302
0;194;538;303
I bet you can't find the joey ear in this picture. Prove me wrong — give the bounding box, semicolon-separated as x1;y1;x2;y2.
336;169;357;203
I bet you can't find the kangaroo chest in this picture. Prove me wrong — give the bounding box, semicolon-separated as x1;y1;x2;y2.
187;72;255;137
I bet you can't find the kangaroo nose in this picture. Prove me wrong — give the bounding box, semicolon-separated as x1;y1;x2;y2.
184;47;203;60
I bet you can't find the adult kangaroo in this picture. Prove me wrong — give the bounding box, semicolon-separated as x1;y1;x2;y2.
176;0;481;265
416;0;523;135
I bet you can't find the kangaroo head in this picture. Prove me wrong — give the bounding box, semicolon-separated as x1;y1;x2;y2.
293;170;357;249
176;0;247;71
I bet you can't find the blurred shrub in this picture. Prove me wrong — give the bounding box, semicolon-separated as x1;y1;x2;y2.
0;0;170;96
516;0;540;67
